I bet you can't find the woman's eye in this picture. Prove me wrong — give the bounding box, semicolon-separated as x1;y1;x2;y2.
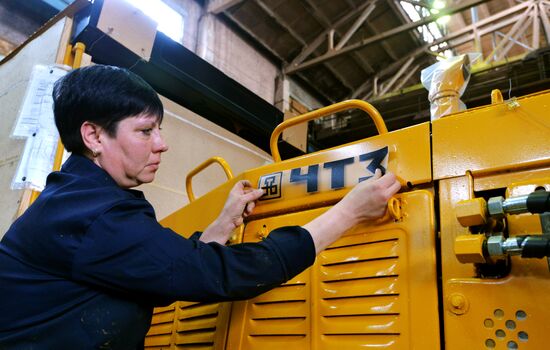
141;128;153;135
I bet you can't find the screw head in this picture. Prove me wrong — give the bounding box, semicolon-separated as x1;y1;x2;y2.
447;293;469;315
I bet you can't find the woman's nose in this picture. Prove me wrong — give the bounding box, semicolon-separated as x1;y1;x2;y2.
153;132;169;153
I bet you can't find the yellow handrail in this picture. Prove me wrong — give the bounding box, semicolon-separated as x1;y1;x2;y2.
185;157;234;202
270;99;388;162
491;89;504;104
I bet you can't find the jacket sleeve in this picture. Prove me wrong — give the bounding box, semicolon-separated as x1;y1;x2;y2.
71;199;316;304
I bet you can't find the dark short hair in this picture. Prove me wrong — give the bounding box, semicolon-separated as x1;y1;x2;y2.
52;65;164;154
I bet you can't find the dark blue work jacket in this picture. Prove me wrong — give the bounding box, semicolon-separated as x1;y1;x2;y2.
0;154;315;349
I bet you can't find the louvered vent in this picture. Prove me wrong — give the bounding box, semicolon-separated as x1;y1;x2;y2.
317;231;404;349
230;228;407;349
240;274;310;349
145;303;176;349
175;302;221;349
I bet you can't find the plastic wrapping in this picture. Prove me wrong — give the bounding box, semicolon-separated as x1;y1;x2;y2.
421;54;480;120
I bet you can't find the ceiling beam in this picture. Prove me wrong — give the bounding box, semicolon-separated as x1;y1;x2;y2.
532;3;540;49
484;2;534;63
292;0;374;68
387;0;425;52
352;1;532;98
399;0;431;8
222;10;283;62
378;56;415;96
495;9;534;61
255;0;355;92
440;13;525;52
207;0;245;14
335;1;377;50
284;0;491;74
221;3;335;103
392;63;420;92
540;2;550;44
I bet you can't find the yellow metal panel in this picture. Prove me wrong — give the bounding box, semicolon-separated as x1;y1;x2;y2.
317;334;404;349
175;330;216;344
144;334;172;347
153;119;432;350
319;314;402;334
455;198;488;227
319;258;399;281
432;90;550;180
227;190;438;349
251;123;431;217
178;302;220;319
440;172;550;350
319;295;400;316
151;310;176;324
147;323;174;336
177;317;219;332
454;235;486;264
161;122;431;235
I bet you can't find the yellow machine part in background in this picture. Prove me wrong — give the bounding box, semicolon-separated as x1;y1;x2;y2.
145;90;550;349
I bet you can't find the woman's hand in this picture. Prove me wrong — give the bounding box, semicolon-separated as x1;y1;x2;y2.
333;169;401;226
200;180;264;244
303;169;401;254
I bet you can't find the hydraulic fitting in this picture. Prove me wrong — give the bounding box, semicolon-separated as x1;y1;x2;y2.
454;234;486;263
455;234;550;264
488;191;550;218
455;198;488;227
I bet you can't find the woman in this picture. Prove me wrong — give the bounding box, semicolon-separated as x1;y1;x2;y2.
0;65;400;349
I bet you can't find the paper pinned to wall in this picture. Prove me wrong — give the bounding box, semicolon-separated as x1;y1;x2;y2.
12;130;60;191
12;65;67;138
11;64;68;191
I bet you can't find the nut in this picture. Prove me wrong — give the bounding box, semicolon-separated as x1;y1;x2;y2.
487;196;505;218
454;235;486;263
487;235;505;259
455;198;488;227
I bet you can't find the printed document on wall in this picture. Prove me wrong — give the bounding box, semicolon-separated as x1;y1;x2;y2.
11;65;68;191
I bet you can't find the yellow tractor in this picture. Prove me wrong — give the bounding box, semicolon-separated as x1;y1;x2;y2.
145;88;550;350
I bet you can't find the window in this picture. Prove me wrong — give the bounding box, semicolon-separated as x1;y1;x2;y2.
400;1;453;60
124;0;184;43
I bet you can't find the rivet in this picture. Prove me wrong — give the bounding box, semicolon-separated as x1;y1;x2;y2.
448;293;469;315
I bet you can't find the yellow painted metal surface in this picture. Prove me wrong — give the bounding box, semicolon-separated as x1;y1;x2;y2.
147;89;550;349
454;234;486;264
146;158;236;350
254;123;431;217
455;198;488;227
432;90;550;180
227;190;439;349
439;172;550;350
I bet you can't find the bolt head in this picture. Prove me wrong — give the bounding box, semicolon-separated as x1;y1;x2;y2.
488;196;505;217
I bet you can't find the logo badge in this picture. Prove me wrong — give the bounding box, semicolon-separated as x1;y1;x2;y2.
258;172;282;200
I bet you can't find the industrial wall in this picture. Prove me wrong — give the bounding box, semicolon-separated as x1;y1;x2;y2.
161;0;324;113
0;18;69;238
164;0;279;105
0;10;272;239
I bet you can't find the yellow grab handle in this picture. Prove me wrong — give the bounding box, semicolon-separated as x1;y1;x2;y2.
388;197;402;221
185;157;234;202
491;89;503;104
270;99;388;162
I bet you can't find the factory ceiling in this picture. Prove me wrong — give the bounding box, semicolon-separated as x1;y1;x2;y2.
212;0;550;149
2;0;549;150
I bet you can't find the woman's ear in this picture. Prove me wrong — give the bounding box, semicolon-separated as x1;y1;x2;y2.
80;121;103;157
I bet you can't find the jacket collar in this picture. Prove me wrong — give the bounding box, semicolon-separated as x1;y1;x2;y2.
60;154;145;198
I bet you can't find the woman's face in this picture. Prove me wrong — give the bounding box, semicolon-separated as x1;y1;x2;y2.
96;114;168;188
